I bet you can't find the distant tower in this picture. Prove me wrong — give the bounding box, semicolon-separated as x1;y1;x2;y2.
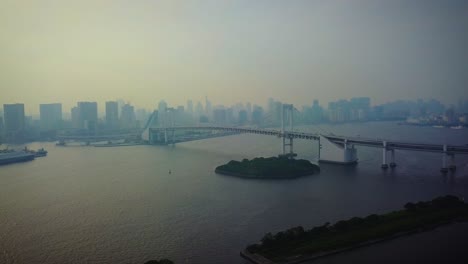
39;103;62;131
120;103;136;128
187;100;194;116
3;103;25;132
158;100;168;127
205;96;212;120
77;102;98;132
105;101;119;129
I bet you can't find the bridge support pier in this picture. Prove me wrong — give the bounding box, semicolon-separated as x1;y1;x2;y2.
390;149;396;168
441;144;448;173
318;136;357;164
381;141;389;169
449;154;456;172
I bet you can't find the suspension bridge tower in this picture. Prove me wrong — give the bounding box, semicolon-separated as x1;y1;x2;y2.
279;104;297;158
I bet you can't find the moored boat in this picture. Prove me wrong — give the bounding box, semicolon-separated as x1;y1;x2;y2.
0;151;35;165
23;147;48;157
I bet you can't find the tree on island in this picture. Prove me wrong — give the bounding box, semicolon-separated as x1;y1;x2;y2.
215;156;320;179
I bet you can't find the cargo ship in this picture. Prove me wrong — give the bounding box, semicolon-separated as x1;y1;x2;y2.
0;151;35;165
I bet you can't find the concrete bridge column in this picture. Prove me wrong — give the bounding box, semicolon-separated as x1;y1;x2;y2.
441;144;448;173
289;136;294;155
390;149;396;168
381;141;389;169
449;154;456;172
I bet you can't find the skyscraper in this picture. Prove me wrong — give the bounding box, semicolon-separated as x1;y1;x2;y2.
158;100;167;127
77;102;98;131
3;103;25;133
120;103;136;128
205;96;212;119
105;101;119;129
187;100;194;116
39;103;62;131
71;107;80;128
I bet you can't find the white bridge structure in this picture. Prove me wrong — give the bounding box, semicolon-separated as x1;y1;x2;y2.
141;104;468;173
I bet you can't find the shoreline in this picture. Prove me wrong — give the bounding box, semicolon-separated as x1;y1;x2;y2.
241;220;466;264
214;168;316;179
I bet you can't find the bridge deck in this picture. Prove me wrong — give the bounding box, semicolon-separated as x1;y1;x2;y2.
149;126;468;154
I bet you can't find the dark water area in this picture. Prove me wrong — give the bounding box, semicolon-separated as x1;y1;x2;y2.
1;122;467;263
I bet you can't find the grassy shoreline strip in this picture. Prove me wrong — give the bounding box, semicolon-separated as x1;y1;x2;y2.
243;196;468;263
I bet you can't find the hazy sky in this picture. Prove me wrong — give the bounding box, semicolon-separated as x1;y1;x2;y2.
1;0;467;114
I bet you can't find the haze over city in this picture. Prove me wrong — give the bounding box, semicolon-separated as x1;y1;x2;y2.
2;1;468;264
2;0;467;114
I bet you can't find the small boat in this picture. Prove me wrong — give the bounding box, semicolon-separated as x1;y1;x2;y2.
432;125;444;128
450;125;463;129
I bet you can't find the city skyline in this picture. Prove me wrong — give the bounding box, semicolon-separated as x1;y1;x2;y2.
2;2;468;263
2;0;467;114
1;95;465;118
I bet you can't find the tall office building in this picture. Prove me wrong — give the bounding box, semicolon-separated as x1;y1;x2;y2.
187;100;194;117
0;115;4;139
158;100;167;127
3;103;25;133
252;105;264;124
105;101;119;129
120;103;136;128
205;96;212;119
39;103;62;131
246;102;252;121
77;102;98;131
213;108;227;124
71;107;79;128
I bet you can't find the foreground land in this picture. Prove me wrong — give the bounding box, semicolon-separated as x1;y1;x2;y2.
244;196;468;263
215;157;320;179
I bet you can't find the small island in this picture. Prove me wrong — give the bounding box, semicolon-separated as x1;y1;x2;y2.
242;195;468;263
215;157;320;179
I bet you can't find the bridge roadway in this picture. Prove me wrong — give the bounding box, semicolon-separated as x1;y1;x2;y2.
149;126;468;154
57;133;139;141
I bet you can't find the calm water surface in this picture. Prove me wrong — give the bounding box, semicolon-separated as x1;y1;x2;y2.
1;122;468;264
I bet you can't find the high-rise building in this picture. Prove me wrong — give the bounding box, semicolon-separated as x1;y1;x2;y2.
187;100;194;116
135;108;149;123
120;103;136;128
238;110;248;124
195;101;204;117
105;101;119;129
311;100;323;123
71;107;79;128
3;103;25;133
213;108;227;124
158;100;167;127
39;103;62;131
252;105;264;125
205;96;212;119
0;115;4;139
246;102;252;121
77;102;98;131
